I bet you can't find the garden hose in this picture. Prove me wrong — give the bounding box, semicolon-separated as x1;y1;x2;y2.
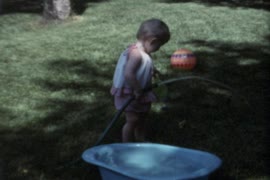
58;75;250;169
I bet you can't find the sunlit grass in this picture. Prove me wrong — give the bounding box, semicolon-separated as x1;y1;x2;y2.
0;0;269;179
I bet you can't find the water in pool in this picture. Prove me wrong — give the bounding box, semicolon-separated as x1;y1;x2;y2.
95;144;210;178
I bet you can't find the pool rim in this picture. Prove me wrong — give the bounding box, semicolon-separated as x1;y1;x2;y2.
82;143;222;180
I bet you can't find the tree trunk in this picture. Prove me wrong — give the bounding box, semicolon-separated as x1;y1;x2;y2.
43;0;71;20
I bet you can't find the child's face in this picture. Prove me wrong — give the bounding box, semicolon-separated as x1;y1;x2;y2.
144;38;164;54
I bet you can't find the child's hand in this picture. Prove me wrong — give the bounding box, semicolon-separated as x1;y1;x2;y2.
134;89;143;99
153;68;160;78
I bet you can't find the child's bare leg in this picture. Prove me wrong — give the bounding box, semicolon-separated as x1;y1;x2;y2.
122;112;139;142
135;113;146;142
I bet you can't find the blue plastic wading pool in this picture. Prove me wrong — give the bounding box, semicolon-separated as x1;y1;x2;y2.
82;143;222;180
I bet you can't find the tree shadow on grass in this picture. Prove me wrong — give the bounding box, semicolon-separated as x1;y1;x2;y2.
72;0;110;15
34;59;115;179
147;37;269;179
0;38;269;179
0;125;102;180
0;58;116;179
1;0;43;14
1;0;109;15
159;0;270;11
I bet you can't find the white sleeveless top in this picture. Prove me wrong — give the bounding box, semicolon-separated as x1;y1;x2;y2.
112;43;153;89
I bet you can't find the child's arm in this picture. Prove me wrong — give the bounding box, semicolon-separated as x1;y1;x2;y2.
124;49;143;98
153;66;161;79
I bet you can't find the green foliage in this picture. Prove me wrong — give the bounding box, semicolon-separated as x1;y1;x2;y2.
0;0;269;179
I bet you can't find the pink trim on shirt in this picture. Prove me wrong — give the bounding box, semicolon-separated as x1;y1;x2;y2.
110;87;157;103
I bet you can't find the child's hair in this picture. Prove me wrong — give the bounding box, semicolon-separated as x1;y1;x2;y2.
136;18;170;44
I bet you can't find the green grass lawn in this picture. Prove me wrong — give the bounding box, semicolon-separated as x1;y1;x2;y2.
0;0;269;179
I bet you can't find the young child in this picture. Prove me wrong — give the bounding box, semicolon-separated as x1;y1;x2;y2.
110;18;170;142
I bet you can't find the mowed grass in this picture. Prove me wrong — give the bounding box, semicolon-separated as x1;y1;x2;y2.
0;0;269;179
